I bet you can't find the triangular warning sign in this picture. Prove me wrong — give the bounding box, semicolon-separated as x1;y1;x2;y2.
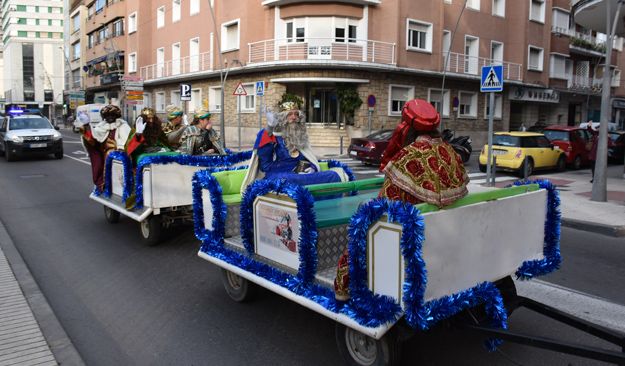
483;68;502;88
233;82;248;96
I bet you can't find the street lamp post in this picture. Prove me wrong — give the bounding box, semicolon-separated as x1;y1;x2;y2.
207;0;227;148
592;0;623;201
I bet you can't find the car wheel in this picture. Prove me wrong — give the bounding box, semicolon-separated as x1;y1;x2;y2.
479;164;487;173
556;155;566;172
220;269;257;303
0;143;4;157
572;155;582;170
519;158;533;178
103;206;121;224
140;215;162;246
54;150;64;159
5;144;15;162
335;323;402;366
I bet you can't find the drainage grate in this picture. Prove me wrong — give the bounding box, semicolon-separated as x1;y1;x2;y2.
19;174;46;179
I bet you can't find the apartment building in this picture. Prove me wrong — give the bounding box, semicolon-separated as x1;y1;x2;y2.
66;0;86;94
1;0;65;119
116;1;625;147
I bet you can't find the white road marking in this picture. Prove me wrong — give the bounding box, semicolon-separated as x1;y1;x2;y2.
515;279;625;333
468;172;485;178
64;154;91;166
63;141;83;144
72;151;87;155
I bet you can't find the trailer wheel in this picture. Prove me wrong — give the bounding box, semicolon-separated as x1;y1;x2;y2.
335;324;401;366
140;215;162;246
495;276;518;316
103;206;121;224
220;269;256;302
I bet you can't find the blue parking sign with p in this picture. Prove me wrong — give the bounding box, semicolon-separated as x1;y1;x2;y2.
481;65;503;92
255;81;265;96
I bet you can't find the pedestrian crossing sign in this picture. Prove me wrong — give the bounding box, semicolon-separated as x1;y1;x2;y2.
255;81;265;96
481;65;504;92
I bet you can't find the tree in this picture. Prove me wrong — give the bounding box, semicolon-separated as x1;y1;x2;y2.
337;84;363;126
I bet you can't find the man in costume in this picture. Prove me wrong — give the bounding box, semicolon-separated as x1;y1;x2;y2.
241;102;347;193
78;105;131;192
177;109;226;155
125;107;171;164
162;105;188;149
334;99;469;301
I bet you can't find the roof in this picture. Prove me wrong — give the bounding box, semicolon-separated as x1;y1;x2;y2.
495;132;544;137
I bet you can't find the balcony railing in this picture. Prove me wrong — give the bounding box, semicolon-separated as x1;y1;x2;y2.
570;31;607;53
443;52;523;81
248;38;396;66
567;75;603;93
140;51;213;81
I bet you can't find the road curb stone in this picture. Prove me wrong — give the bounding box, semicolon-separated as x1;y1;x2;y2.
561;218;625;237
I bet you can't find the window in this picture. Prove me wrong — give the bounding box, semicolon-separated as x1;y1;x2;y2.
128;12;137;34
550;54;568;79
535;136;551;148
88;34;94;48
491;41;503;63
467;0;480;11
156;47;165;77
190;0;200;15
552;9;570;34
296;27;305;42
613;69;621;87
464;36;479;74
112;19;124;37
335;28;345;42
156;92;166;112
221;20;240;51
172;0;181;22
171;91;181;106
72;14;80;32
530;0;545;23
190;37;200;72
348;25;357;42
157;6;165;28
191;89;202;112
286;22;293;42
528;46;544;71
95;0;105;13
128;52;137;73
172;43;181;75
484;94;503;119
388;85;414;115
458;91;477;118
237;83;256;113
72;42;81;60
492;0;505;17
143;92;152;108
428;89;450;117
406;19;432;52
209;87;222;112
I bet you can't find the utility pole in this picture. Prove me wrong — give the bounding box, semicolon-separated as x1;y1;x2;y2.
208;0;227;148
592;0;623;201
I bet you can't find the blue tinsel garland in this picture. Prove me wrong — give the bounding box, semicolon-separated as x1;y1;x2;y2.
192;170;226;247
102;151;133;202
511;179;562;279
134;150;252;209
240;179;319;284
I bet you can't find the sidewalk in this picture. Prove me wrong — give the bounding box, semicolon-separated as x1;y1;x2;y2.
0;221;84;366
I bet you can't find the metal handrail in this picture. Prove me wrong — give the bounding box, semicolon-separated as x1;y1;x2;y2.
443;51;523;81
140;51;213;81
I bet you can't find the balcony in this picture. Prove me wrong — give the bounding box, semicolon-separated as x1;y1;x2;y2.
570;31;607;55
567;75;603;93
248;38;396;66
442;52;523;81
140;52;213;81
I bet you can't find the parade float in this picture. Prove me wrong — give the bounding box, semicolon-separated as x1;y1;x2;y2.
192;173;625;365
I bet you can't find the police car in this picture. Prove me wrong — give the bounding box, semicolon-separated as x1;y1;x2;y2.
0;107;63;161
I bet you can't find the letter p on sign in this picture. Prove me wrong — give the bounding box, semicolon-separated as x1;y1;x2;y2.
180;83;192;101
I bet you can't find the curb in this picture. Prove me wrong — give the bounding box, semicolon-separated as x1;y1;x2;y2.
0;219;86;366
561;217;625;237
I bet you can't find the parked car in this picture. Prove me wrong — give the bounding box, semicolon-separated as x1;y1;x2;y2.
0;113;63;161
479;132;567;176
608;131;625;163
347;129;394;165
580;121;618;132
543;126;592;170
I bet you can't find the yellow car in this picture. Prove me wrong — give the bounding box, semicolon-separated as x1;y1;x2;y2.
479;132;567;176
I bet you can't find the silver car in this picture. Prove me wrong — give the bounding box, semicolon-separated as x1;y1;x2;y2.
0;114;64;161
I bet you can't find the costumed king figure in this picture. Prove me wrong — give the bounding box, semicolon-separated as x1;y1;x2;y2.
241;101;348;193
125;107;172;164
85;105;132;192
334;99;469;301
162;105;188;150
177;109;226;155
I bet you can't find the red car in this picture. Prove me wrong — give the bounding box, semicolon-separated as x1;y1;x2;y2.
543;126;592;169
347;129;394;165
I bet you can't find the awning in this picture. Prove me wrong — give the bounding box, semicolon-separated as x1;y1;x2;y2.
270;77;369;83
86;51;124;66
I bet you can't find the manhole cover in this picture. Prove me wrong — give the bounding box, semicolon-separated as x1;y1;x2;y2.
19;174;46;179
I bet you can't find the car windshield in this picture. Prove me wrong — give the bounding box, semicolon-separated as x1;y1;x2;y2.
9;117;51;130
543;130;569;142
493;135;520;147
366;130;394;140
609;132;622;142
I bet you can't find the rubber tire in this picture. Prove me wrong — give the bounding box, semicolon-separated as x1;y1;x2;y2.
519;158;533;178
5;144;15;162
103;206;121;224
54;150;64;159
220;269;256;303
572;155;582;170
140;215;162;246
556;155;566;172
0;143;4;156
479;164;487;173
335;324;402;366
495;276;518;317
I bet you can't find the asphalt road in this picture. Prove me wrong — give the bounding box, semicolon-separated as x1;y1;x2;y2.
0;129;623;365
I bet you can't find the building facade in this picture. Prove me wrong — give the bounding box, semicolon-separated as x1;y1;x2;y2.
69;0;625;147
2;0;65;120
